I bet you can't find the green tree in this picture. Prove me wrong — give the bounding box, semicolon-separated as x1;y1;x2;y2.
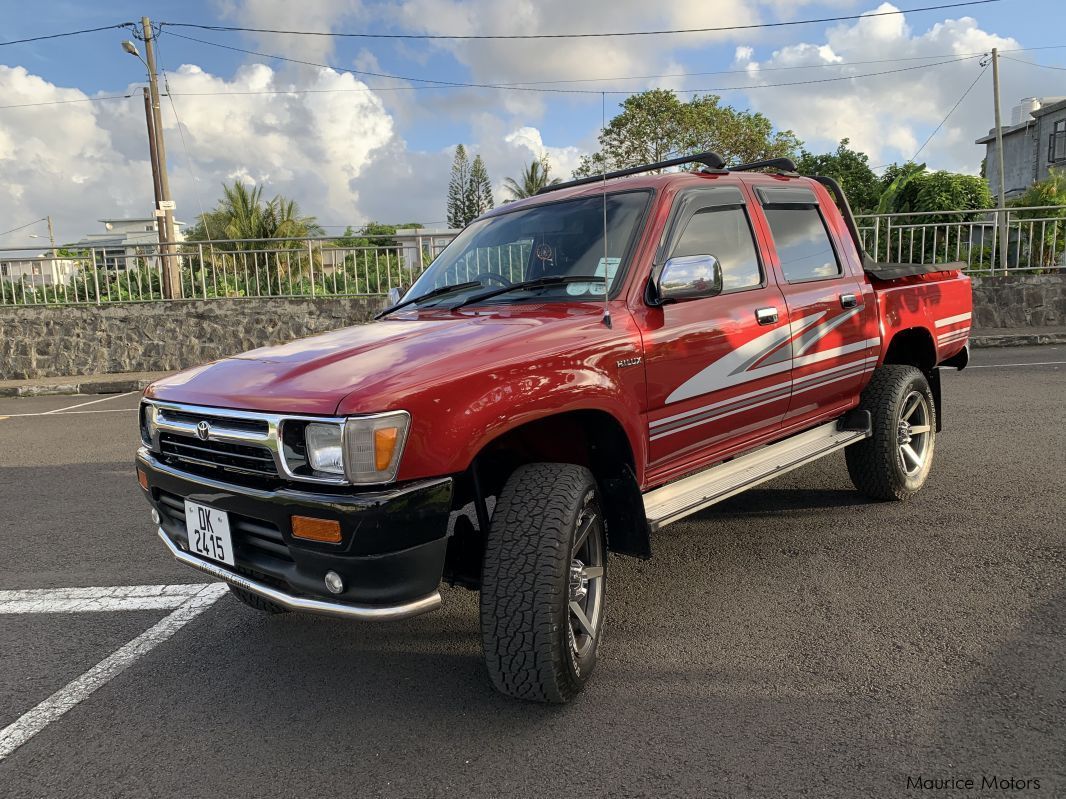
795;138;881;214
504;157;561;199
1009;168;1066;267
469;154;494;217
573;89;801;177
447;144;472;228
184;181;323;242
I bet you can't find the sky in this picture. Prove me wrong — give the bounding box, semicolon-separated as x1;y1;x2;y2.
1;0;1064;246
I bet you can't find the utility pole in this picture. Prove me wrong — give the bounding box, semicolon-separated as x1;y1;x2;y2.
142;87;166;252
991;47;1009;271
141;16;181;298
46;215;57;257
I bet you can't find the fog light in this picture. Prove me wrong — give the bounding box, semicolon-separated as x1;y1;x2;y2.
151;508;160;525
324;571;344;594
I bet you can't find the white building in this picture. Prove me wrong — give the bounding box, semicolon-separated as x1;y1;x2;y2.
0;254;77;287
75;217;185;270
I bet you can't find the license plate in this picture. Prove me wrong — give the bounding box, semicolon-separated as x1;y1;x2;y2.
184;500;234;566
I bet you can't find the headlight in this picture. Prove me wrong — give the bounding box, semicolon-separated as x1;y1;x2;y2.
343;411;411;484
304;422;345;475
140;402;158;449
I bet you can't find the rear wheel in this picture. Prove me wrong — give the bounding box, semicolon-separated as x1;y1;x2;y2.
227;584;288;614
480;463;607;703
846;364;936;500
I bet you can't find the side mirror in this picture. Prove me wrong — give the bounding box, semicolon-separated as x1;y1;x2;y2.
386;286;403;306
655;254;723;304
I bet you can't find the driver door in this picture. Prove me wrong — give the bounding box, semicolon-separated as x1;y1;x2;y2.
641;186;791;478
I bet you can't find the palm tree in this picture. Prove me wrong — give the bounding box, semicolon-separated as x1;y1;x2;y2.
503;158;561;200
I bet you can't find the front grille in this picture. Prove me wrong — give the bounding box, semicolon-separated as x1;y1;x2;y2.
159;432;279;479
158;408;268;435
156;490;294;564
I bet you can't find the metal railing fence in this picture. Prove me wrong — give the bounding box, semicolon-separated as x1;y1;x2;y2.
854;205;1066;274
4;206;1066;306
0;233;458;306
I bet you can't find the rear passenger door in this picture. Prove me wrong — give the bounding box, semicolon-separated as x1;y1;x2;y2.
641;186;791;474
753;185;878;427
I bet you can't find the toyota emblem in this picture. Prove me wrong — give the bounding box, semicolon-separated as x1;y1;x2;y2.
196;421;211;441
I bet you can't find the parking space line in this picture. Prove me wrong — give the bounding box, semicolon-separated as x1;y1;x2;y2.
967;361;1066;368
42;392;136;415
0;583;213;614
0;408;137;418
0;582;227;762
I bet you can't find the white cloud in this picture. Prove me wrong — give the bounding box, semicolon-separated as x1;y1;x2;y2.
733;3;1061;173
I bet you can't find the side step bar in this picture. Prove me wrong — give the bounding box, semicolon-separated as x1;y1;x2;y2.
643;420;870;531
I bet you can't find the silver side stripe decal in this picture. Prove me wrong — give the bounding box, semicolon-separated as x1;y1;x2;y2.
665;304;879;405
937;331;970;346
649;356;878;438
935;312;972;328
650;366;875;441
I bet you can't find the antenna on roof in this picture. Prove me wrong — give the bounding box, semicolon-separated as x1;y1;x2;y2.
600;92;611;329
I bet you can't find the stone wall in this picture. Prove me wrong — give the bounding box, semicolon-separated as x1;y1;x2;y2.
0;297;382;380
970;273;1066;328
0;274;1063;380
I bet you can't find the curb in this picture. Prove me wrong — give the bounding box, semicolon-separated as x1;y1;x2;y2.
971;333;1066;348
0;377;157;398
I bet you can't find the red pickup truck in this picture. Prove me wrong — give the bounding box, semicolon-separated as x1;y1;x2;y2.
136;152;971;703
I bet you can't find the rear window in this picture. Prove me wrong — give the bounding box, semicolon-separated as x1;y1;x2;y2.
764;207;842;282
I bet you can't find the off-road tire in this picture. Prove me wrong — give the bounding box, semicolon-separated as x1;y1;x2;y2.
228;584;288;614
480;463;607;703
846;364;936;501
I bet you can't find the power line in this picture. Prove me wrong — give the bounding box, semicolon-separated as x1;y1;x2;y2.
0;93;134;110
0;23;134;47
1001;54;1066;71
910;65;988;161
0;218;47;238
159;1;1000;40
161;32;982;95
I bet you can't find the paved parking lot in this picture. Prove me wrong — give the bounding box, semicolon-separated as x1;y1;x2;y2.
0;347;1063;798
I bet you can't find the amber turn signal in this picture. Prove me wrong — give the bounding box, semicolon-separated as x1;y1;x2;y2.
137;469;149;491
291;515;342;543
373;427;400;472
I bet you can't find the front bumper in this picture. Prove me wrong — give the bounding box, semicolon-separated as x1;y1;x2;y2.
137;449;453;619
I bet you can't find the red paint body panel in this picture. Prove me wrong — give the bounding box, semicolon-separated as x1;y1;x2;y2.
146;171;972;491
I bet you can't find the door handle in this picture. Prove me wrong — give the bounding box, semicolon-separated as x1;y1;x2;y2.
840;293;858;308
755;307;779;325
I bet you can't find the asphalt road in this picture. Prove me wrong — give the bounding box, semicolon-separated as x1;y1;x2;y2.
0;347;1063;798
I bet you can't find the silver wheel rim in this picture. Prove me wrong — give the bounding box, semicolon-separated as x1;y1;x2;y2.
897;390;932;477
568;496;605;661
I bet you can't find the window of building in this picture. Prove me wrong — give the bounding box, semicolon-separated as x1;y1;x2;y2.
1049;120;1066;164
670;206;762;292
763;207;842;282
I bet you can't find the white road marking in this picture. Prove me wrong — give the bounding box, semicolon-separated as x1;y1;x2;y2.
42;391;136;415
0;583;227;762
0;583;212;614
0;408;136;418
966;361;1066;369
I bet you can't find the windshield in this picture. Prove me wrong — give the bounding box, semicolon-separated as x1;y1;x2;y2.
403;191;650;307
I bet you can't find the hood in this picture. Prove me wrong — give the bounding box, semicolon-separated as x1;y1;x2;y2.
145;304;611;415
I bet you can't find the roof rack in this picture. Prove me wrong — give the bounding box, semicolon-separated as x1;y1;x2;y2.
536;151;726;195
730;157;799;176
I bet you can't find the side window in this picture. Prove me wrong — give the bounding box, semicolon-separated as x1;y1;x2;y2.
763;207;842;282
670;206;762;292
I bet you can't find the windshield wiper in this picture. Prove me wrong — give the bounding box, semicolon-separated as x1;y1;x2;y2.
374;280;483;319
450;276;602;311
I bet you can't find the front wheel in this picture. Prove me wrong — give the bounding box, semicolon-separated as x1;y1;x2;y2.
846;364;936;501
480;463;607;703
